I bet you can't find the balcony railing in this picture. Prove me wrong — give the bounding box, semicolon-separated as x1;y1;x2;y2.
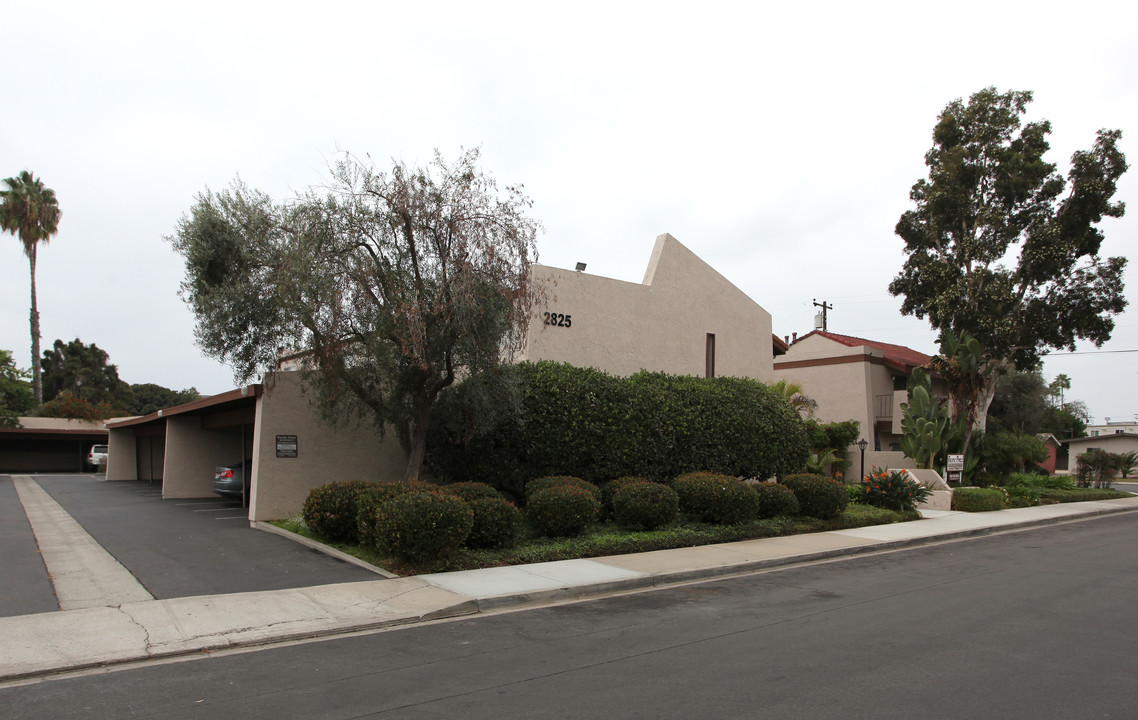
874;394;894;420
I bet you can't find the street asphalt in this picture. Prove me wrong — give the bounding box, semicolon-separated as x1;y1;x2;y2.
2;473;1138;683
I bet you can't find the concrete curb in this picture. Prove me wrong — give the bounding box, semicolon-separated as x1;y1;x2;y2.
251;521;399;578
5;498;1137;683
471;501;1138;612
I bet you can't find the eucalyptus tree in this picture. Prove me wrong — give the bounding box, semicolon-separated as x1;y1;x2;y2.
890;88;1128;441
171;149;542;481
0;171;61;405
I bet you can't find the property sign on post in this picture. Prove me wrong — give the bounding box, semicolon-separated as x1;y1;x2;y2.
946;454;964;484
276;435;298;458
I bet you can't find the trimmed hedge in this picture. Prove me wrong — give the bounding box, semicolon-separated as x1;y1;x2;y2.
780;474;848;519
374;492;473;562
440;481;504;502
612;482;679;530
952;487;1007;512
1006;473;1075;490
464;497;523;549
356;481;441;550
527;484;600;537
673;472;760;525
753;482;800;518
426;362;809;495
526;476;602;503
302;480;371;543
601;476;653;519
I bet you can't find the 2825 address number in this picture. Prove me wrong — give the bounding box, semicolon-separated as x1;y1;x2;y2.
543;312;572;328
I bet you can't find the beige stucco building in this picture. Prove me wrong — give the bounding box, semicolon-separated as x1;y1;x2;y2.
519;233;777;381
773;330;944;472
106;374;406;521
104;233;784;521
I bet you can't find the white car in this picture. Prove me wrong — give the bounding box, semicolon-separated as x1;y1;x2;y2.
87;444;108;470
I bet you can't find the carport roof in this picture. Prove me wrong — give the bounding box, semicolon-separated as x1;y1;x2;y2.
105;385;263;430
0;417;108;437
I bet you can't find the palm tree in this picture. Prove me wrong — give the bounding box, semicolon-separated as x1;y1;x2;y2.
0;171;61;405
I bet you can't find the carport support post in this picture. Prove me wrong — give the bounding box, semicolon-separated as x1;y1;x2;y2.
241;422;247;508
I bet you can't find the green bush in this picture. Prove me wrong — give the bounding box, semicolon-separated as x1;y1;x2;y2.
426;362;808;492
847;484;866;504
753;482;800;517
356;481;440;550
612;482;679;530
672;472;760;524
860;467;932;513
464;497;523;549
527;485;600;537
374;492;473;562
951;487;1007;512
1006;485;1043;507
302;480;372;543
780;474;849;519
526;476;601;503
601;476;653;519
1006;473;1075;490
440;481;504;502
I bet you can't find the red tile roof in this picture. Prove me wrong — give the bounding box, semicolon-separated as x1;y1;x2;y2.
797;330;931;370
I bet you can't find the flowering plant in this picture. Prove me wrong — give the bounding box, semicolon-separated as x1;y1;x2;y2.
860;467;932;512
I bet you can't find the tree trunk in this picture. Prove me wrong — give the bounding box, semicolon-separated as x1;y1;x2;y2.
961;370;1001;456
401;401;432;482
28;247;42;406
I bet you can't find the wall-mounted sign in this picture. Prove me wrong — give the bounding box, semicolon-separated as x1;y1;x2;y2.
276;435;298;458
542;311;572;328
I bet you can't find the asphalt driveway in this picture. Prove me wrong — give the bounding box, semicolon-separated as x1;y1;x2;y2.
1;474;380;618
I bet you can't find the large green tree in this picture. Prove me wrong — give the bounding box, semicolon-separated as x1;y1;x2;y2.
890;88;1128;440
0;349;35;428
40;338;131;412
170;149;542;481
0;171;61;405
126;383;201;416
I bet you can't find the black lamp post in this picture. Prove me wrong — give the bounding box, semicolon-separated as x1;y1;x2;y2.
857;438;869;483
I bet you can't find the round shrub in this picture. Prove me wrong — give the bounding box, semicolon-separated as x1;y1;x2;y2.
465;497;523;549
527;484;600;537
951;487;1007;512
612;482;679;530
672;472;759;525
374;492;473;562
601;476;653;519
525;476;601;503
752;482;799;518
302;480;371;543
356;480;441;550
440;481;504;503
780;474;848;519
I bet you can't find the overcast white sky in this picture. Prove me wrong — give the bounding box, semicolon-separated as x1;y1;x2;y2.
2;1;1135;424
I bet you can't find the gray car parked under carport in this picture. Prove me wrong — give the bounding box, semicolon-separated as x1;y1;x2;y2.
213;459;252;497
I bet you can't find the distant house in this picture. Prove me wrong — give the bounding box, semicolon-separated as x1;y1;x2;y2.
1085;420;1138;437
773;330;946;471
1037;433;1063;474
1065;433;1138;475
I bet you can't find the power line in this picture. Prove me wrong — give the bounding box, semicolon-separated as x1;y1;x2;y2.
1042;349;1138;356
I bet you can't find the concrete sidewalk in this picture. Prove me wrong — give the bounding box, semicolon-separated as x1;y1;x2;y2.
4;496;1138;682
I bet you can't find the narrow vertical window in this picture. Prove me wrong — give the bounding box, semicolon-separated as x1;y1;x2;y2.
706;333;716;378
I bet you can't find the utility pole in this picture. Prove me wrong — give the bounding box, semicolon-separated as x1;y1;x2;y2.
812;299;832;332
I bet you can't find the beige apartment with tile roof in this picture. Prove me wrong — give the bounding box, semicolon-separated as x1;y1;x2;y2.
774;330;946;472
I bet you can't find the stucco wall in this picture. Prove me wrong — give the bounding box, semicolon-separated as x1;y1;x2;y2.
519;234;774;381
248;372;409;521
162;416;245;499
106;429;137;481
